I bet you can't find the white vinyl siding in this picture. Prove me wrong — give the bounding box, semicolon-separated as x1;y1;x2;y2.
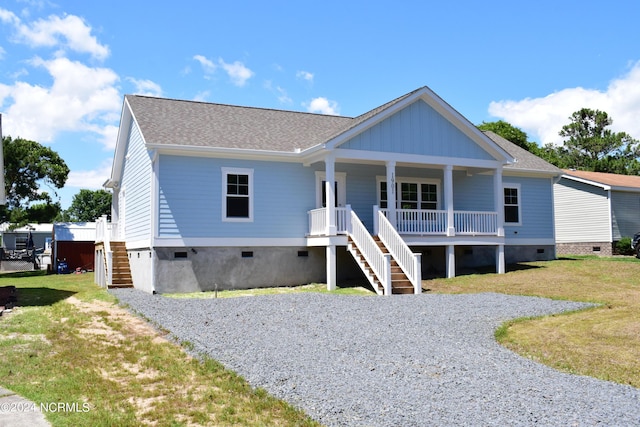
554;178;611;243
120;120;152;242
610;191;640;240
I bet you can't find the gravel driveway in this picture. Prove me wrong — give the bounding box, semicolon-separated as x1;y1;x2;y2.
111;289;640;426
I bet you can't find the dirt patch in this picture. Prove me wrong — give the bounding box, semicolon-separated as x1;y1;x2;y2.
65;296;169;345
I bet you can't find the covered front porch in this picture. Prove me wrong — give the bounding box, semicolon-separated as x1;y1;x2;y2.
305;157;508;293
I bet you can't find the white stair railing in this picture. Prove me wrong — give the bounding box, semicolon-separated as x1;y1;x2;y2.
376;207;422;294
95;215;113;287
347;207;391;296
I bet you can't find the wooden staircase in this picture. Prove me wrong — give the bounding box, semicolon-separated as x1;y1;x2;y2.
347;236;415;295
108;241;133;289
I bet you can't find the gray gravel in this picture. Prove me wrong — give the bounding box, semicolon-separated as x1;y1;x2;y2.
111;289;640;426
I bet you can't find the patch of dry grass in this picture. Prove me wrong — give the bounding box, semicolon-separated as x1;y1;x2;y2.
425;256;640;388
0;273;320;426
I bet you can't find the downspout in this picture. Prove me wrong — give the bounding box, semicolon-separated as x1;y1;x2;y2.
607;188;613;247
0;114;5;205
150;149;159;293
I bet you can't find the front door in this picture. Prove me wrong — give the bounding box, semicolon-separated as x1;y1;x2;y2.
316;172;346;208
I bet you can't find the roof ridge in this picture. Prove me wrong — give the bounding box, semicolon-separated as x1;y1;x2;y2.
125;94;355;119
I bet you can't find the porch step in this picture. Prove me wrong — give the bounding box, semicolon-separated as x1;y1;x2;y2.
107;241;134;289
347;236;414;295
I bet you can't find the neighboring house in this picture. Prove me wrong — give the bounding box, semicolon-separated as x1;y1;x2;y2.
52;222;97;273
0;223;53;271
0;223;53;251
554;170;640;256
95;86;561;295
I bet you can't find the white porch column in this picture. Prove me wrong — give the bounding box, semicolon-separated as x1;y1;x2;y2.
326;244;336;291
385;160;397;228
446;245;456;278
494;166;505;237
496;244;505;274
325;156;337;235
444;165;455;236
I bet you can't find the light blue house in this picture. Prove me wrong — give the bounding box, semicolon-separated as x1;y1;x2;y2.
95;87;560;295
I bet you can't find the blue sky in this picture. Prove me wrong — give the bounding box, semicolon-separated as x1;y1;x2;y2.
1;0;639;209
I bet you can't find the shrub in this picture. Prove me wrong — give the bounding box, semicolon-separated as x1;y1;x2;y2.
615;237;633;255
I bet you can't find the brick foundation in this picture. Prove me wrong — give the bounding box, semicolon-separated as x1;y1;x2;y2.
556;242;613;257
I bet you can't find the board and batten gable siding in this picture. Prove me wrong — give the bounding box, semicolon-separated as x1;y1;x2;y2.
504;176;555;239
157;156;315;238
339;100;495;161
120;120;153;242
554;178;610;243
610;190;640;240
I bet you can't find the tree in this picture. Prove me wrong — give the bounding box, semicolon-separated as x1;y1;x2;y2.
477;120;537;152
2;136;70;211
558;108;640;174
65;189;112;222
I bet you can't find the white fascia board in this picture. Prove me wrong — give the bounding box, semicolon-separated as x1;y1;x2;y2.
148;144;303;163
153;237;309;247
306;235;348;246
109;99;134;188
560;174;611;190
334;148;504;169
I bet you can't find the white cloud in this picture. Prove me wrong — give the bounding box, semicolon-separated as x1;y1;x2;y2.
489;61;640;145
0;46;5;60
218;58;254;86
66;159;113;189
1;8;109;60
1;56;121;146
193;54;216;73
305;97;339;115
264;80;292;105
126;77;162;97
296;70;313;82
193;90;210;102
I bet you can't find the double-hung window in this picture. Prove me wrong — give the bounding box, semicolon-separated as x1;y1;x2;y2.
222;168;253;222
503;184;521;225
379;178;439;210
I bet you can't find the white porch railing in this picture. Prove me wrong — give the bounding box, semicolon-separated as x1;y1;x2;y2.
380;209;498;236
376;209;422;294
348;209;392;296
308;207;350;235
454;211;498;235
95;215;117;288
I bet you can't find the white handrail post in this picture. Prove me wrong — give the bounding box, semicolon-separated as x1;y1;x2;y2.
106;250;113;286
383;254;392;296
413;253;422;294
345;205;352;233
373;205;380;234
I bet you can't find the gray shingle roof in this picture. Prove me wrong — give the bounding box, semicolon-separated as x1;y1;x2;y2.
126;95;353;152
125;93;559;177
483;131;561;174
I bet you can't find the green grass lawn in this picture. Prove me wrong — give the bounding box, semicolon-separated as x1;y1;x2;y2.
0;271;320;427
426;255;640;388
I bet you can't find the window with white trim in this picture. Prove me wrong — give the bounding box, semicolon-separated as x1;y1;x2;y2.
503;184;521;225
378;177;440;210
222;167;253;221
